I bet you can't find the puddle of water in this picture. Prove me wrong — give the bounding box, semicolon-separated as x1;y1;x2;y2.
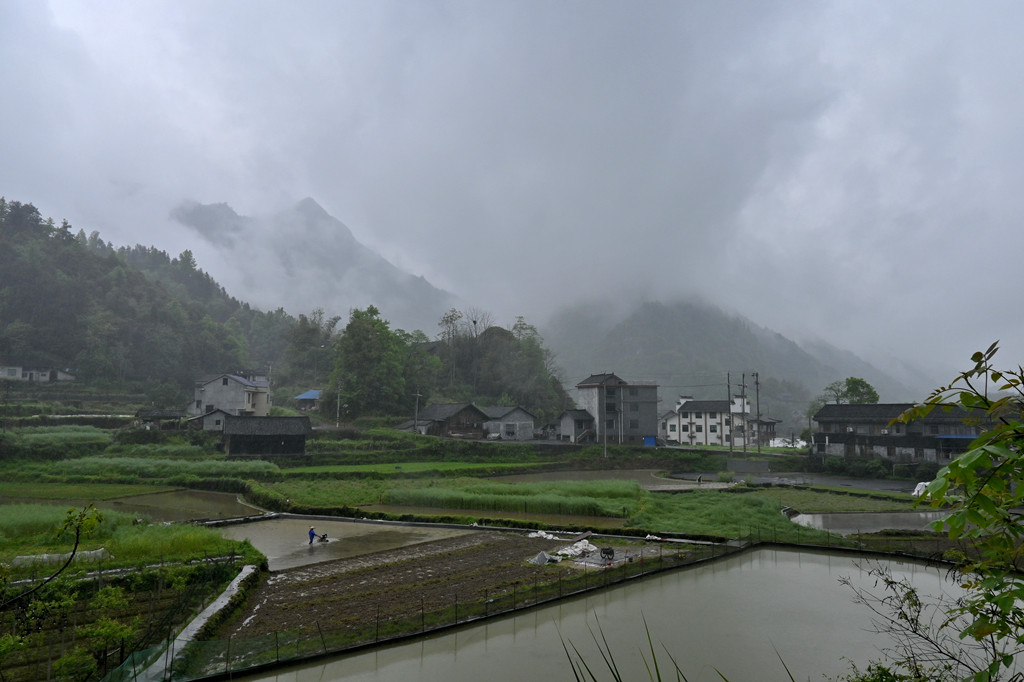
792;510;948;535
216;517;475;571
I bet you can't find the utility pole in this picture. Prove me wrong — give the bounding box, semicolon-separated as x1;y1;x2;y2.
741;373;747;454
753;371;761;454
412;390;421;436
726;372;733;454
336;385;342;428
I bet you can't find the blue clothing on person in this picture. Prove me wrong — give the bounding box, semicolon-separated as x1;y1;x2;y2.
309;526;316;544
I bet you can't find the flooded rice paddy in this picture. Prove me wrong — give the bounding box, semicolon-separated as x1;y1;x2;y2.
216;516;475;571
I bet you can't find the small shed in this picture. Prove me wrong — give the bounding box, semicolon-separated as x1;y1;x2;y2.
222;415;313;456
294;389;322;411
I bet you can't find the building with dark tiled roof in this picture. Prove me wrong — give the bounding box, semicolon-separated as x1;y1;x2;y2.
407;403;489;439
481;405;537;440
811;403;988;462
221;415;312;456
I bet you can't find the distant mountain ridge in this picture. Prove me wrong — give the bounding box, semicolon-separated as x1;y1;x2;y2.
172;198;462;332
542;299;932;431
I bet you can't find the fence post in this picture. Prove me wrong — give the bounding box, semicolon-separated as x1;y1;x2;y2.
225;636;231;674
375;604;380;642
275;630;280;663
421;596;425;632
455;594;458;624
316;621;327;652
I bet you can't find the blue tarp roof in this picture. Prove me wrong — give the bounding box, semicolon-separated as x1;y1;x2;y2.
294;390;322;400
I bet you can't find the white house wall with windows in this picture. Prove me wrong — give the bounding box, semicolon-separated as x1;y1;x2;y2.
661;395;752;447
187;372;271;417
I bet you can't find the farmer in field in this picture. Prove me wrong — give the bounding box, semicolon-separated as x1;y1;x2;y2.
309;526;316;544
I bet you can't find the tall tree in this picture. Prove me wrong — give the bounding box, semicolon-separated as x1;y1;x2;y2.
331;306;407;416
820;377;880;405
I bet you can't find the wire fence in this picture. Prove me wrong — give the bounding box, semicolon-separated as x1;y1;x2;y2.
101;529;957;682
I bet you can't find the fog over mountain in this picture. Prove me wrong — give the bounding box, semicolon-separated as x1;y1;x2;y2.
171;198;462;334
4;2;1024;386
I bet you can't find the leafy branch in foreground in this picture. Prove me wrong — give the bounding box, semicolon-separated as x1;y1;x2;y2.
884;341;1024;682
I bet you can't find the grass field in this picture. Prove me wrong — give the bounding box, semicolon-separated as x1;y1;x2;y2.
0;481;177;501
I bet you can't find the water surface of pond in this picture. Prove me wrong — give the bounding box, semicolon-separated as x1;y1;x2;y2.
231;547;968;682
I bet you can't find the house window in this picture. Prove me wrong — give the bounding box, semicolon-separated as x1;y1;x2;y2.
696;425;703;433
222;377;228;386
605;387;616;397
195;399;202;409
669;424;677;432
709;412;717;418
214;419;221;427
605;402;616;413
694;412;702;419
629;419;639;429
681;425;689;432
710;425;718;433
629;387;638;396
575;420;588;430
725;417;731;426
606;419;614;429
630;402;638;412
680;412;689;418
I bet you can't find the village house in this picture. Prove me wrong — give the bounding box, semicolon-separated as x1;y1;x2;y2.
220;415;313;456
0;364;76;382
481;405;537;440
407;403;489;439
187;371;271;418
659;395;779;448
568;373;659;445
811;403;986;463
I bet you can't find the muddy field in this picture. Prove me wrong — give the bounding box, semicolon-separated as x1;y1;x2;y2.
219;530;670;639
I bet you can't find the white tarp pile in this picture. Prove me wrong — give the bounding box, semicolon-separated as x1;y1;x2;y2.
555;539;598;558
527;530;567;541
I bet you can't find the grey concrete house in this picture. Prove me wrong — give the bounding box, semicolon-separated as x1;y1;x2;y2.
558;408;595;443
188;371;271;418
482;406;537;440
575;373;659;445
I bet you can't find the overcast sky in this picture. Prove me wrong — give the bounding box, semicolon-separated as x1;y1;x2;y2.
3;1;1022;379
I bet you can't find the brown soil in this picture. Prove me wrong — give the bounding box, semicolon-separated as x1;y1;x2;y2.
220;530;664;638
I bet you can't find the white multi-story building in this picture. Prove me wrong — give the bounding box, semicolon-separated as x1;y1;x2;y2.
661;395;753;447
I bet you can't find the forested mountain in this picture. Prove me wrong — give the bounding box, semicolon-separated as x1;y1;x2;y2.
0;198;296;403
0;197;569;421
